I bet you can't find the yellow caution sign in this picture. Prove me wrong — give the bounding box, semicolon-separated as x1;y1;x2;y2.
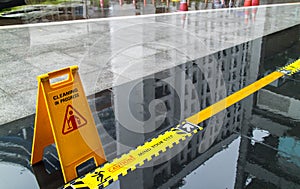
31;66;106;183
64;59;300;189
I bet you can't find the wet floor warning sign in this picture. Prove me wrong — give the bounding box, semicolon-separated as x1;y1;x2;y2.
30;66;106;183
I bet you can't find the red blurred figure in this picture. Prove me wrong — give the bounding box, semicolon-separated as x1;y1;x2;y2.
244;0;259;24
100;0;104;8
180;0;188;11
244;0;251;6
252;0;259;6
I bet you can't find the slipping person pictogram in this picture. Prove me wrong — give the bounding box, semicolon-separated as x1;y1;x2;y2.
67;110;81;130
92;171;104;182
62;105;87;135
92;171;111;184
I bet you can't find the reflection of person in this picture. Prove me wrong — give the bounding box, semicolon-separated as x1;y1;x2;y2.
67;110;81;129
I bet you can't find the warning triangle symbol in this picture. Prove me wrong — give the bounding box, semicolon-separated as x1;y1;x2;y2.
62;105;87;135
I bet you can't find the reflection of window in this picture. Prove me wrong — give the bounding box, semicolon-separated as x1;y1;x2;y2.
185;84;188;95
155;85;171;98
221;61;225;71
188;141;192;149
206;97;211;106
164;101;170;111
236;114;241;122
232;71;237;80
193;71;197;83
164;85;170;94
231;85;236;92
227;111;231;118
278;137;300;167
214;124;219;132
220;78;224;86
206;86;210;93
215;94;218;102
233;58;237;68
197;135;200;144
202;72;206;80
192;90;196;99
209;56;213;63
157;118;170;130
235;46;239;53
180;150;185;160
208;68;212;78
243;67;247;76
217;51;221;59
191;104;195;113
185;69;189;78
202;101;205;109
222;49;227;56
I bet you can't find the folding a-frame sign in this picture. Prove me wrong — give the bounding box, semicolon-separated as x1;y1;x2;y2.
31;65;106;183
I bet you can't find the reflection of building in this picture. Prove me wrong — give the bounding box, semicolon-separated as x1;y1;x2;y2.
235;111;300;189
112;36;261;188
234;26;300;189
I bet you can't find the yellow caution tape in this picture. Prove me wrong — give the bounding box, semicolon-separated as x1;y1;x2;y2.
278;59;300;76
64;59;300;189
64;121;202;189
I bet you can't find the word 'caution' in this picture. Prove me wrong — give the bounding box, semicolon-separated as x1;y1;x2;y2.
31;66;106;183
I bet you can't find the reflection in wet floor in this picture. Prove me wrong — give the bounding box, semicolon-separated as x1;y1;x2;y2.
1;0;299;26
0;20;300;189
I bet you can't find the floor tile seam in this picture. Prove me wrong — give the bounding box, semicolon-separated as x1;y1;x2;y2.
0;85;37;98
2;53;46;73
104;41;167;60
91;68;133;87
0;87;12;98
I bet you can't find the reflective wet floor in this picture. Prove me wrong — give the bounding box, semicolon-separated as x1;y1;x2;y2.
0;22;300;188
1;1;300;189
